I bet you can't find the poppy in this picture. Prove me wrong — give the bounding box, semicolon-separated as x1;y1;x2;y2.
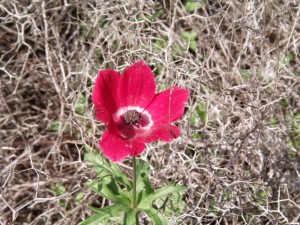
92;61;189;162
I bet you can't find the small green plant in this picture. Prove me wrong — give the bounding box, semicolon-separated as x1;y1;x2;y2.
184;0;206;12
240;69;250;81
51;183;66;196
80;148;186;225
288;113;300;151
190;103;207;140
51;183;66;206
49;121;61;132
76;94;87;116
181;31;198;51
280;52;293;67
191;103;207;125
153;35;168;53
75;192;85;206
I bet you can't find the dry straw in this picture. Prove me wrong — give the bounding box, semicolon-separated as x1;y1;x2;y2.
0;0;299;224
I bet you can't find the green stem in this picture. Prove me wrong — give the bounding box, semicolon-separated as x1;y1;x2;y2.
132;156;139;224
132;156;137;208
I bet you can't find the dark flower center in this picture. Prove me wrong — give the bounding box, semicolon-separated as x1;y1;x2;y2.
117;109;151;140
124;110;142;125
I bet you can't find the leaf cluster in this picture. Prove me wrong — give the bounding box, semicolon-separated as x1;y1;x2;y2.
79;147;186;225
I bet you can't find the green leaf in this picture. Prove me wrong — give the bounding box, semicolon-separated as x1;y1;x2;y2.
269;116;277;127
190;103;207;125
192;132;202;140
280;52;293;66
145;208;168;225
196;103;207;123
181;31;198;51
148;182;186;203
78;213;106;225
84;147;131;189
49;121;60;132
240;69;250;81
139;182;186;210
75;94;86;116
184;0;206;12
89;204;127;215
134;158;154;207
155;190;187;221
86;180;131;207
280;98;289;107
141;174;154;196
49;121;70;132
79;204;127;225
154;35;168;53
222;189;232;201
123;209;137;225
75;192;85;206
110;163;132;189
95;49;102;57
136;159;153;193
51;183;66;196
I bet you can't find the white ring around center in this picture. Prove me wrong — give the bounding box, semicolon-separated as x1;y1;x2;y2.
113;106;153;130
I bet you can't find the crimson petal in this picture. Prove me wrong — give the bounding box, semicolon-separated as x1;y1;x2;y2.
127;140;146;157
100;131;145;162
118;61;156;108
140;124;181;143
146;86;189;124
92;70;120;122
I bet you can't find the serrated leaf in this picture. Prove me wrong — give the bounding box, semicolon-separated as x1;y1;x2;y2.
145;208;168;225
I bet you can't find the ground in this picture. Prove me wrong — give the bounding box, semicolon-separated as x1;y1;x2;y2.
0;0;300;224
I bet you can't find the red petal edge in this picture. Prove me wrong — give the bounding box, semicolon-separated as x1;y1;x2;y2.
92;69;120;123
118;61;156;108
146;86;189;125
139;124;181;143
100;131;145;162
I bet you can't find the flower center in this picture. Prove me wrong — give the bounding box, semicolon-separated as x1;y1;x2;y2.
124;110;142;125
113;106;154;140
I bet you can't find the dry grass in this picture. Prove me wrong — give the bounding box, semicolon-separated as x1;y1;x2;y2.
1;0;300;224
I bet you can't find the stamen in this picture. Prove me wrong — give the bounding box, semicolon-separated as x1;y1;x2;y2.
124;110;142;125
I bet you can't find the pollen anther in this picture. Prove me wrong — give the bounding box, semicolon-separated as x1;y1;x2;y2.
124;110;142;125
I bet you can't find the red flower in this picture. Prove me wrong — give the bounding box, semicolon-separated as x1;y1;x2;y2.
92;61;189;162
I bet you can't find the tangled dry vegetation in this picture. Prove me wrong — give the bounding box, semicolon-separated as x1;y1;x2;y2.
1;0;300;224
